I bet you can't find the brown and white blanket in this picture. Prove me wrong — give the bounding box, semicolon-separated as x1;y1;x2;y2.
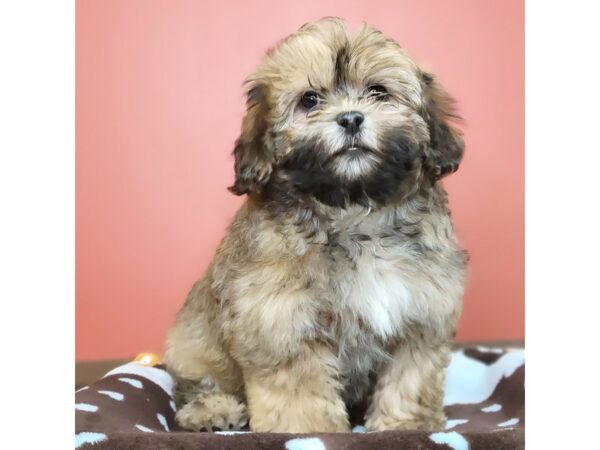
75;347;524;450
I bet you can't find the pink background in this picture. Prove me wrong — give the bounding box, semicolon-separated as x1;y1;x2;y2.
76;0;524;360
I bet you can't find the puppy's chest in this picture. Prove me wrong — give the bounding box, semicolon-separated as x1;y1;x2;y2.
322;235;416;343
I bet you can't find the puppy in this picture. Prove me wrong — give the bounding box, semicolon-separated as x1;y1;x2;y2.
165;17;467;433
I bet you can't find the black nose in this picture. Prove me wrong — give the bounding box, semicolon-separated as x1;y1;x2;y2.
336;111;364;135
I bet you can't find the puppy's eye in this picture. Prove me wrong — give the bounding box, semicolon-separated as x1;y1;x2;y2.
300;91;320;110
367;85;388;100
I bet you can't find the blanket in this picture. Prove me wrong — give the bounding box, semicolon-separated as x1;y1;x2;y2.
75;347;524;450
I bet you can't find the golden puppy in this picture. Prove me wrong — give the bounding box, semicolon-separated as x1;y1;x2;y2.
165;17;467;433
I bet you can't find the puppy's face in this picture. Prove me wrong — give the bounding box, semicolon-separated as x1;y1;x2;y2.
230;18;464;208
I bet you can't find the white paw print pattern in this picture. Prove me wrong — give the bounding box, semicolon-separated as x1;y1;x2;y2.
445;419;468;429
497;418;519;428
429;431;469;450
75;432;107;449
75;403;98;413
285;437;327;450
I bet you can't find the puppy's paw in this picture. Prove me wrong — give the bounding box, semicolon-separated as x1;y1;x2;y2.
365;412;446;432
175;392;248;432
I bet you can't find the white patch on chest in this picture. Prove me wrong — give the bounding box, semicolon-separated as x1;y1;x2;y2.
344;250;412;340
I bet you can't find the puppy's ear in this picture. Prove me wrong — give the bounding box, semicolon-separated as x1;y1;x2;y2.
228;83;274;195
420;73;465;179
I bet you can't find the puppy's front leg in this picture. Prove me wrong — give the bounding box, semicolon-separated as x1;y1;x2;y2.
365;341;451;431
244;346;350;433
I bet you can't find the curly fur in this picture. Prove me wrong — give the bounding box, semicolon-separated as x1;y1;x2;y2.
165;17;467;433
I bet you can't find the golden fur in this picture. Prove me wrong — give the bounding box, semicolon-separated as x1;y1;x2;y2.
165;18;467;433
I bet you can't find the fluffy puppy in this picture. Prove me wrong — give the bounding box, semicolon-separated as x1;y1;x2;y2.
165;17;467;433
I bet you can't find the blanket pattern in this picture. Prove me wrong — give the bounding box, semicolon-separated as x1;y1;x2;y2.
75;347;524;450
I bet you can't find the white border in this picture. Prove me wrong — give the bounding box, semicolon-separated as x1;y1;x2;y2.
526;0;600;447
0;0;74;447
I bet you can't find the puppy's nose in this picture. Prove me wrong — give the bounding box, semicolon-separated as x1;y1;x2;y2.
336;111;364;135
